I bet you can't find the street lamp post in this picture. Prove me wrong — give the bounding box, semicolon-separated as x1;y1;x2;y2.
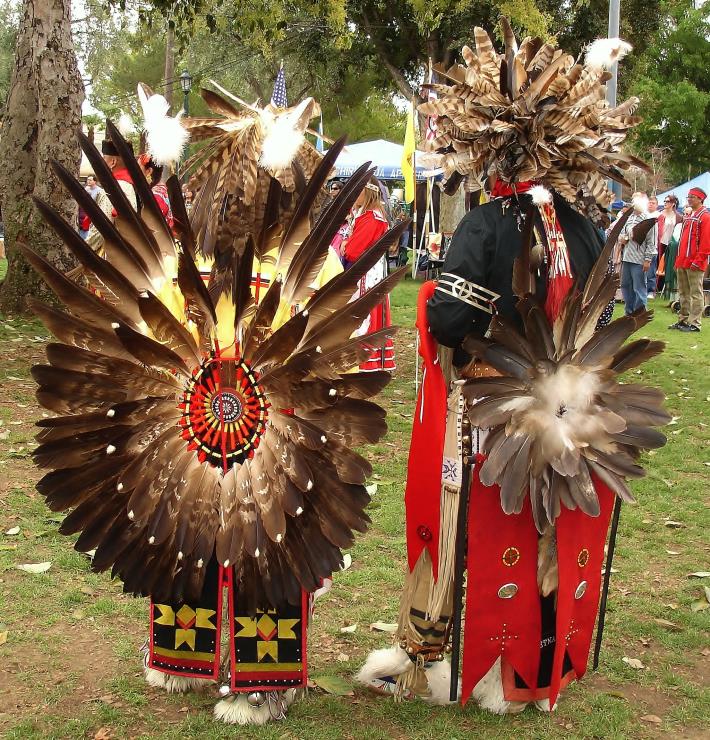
607;0;622;201
180;70;192;116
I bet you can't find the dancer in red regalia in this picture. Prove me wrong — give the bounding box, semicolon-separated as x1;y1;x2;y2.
343;180;396;372
358;20;670;714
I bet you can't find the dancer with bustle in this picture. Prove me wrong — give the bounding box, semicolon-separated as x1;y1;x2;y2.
25;83;406;725
358;20;669;713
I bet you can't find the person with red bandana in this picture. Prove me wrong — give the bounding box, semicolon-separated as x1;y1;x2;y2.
670;187;710;332
86;137;137;248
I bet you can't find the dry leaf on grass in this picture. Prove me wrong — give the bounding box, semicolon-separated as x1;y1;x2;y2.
653;618;682;632
0;631;8;646
664;520;685;529
369;622;398;633
690;600;709;613
312;675;354;696
94;728;112;740
622;656;645;670
688;572;710;578
16;562;51;574
336;652;350;662
4;526;20;536
340;624;358;634
640;715;662;725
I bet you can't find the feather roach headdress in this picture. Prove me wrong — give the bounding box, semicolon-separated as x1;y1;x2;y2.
461;209;670;536
26;118;407;609
180;84;326;299
420;19;647;205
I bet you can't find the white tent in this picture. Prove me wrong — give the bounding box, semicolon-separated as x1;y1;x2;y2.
333;139;426;181
657;171;710;206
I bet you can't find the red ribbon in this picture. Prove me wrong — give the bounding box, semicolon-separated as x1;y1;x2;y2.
404;281;447;579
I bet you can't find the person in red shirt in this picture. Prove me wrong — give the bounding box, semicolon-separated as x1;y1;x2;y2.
137;153;174;229
671;187;710;332
342;180;396;371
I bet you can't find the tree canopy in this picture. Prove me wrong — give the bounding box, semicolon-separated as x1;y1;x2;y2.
627;0;710;185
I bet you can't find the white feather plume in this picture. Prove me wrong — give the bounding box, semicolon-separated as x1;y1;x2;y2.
632;193;649;213
584;38;632;70
136;83;188;166
529;185;553;206
259;98;315;171
117;112;136;138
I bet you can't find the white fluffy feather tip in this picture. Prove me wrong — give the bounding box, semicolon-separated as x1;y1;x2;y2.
529;185;552;206
259;98;315;171
136;83;188;166
584;38;632;70
117;112;136;138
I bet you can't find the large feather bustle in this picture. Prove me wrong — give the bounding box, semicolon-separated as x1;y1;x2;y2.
462;223;670;531
29;119;404;609
419;20;648;207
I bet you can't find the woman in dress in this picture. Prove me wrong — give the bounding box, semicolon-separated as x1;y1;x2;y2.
342;180;396;372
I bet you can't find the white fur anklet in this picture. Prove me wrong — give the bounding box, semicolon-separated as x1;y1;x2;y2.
472;658;528;715
214;688;298;725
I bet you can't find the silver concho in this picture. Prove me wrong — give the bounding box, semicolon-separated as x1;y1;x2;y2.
574;580;588;599
497;583;518;599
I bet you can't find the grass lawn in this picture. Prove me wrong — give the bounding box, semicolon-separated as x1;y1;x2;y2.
0;276;708;739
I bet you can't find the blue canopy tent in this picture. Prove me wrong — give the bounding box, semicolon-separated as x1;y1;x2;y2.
657;171;710;206
333;139;427;181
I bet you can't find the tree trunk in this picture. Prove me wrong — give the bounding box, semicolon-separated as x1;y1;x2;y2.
0;0;84;315
164;22;175;110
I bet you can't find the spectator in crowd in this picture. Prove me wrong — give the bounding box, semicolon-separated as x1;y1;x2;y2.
77;205;91;240
656;194;681;293
85;175;102;200
619;192;658;314
648;194;659;213
670;187;710;332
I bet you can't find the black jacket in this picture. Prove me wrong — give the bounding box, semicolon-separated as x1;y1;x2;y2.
427;194;603;353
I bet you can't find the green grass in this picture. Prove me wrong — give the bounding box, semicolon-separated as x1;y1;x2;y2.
0;283;708;739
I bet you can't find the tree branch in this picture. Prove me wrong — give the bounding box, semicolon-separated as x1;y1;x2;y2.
361;11;418;101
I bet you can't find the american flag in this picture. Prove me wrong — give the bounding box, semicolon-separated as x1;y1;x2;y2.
271;66;288;108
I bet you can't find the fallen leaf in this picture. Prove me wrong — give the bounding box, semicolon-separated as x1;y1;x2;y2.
639;637;650;647
365;483;378;496
312;675;354;696
622;656;645;670
0;430;8;440
369;622;398;633
653;618;682;632
177;706;189;713
0;631;7;646
340;624;358;634
336;652;350;662
4;526;20;536
664;520;685;529
640;715;662;725
666;550;680;556
701;648;710;657
688;572;710;578
16;562;52;574
604;690;627;700
690;600;709;613
94;728;112;739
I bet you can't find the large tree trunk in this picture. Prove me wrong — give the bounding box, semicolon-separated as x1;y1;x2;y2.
0;0;83;315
